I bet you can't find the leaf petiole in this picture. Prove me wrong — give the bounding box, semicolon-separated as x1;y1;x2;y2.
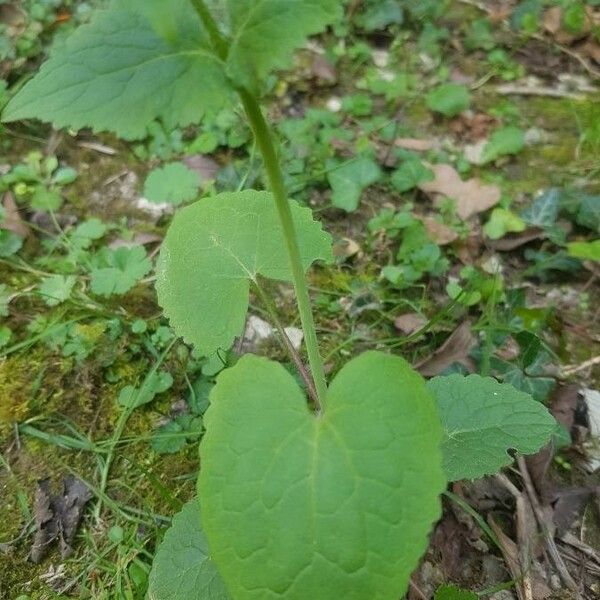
191;0;329;409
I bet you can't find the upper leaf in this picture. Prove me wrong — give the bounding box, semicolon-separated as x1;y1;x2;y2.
2;0;342;137
199;351;445;599
147;499;229;600
427;374;556;481
2;0;230;139
155;190;332;356
224;0;342;92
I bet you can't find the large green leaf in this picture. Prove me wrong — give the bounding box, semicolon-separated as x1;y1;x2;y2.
156;190;332;356
3;0;342;138
3;0;230;139
224;0;342;92
147;499;229;600
427;374;556;481
199;351;445;599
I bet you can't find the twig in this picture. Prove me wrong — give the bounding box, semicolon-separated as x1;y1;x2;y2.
409;577;428;600
496;84;585;100
560;355;600;378
517;457;579;593
495;473;534;600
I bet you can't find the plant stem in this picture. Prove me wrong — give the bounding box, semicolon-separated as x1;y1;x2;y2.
251;281;319;405
189;0;228;60
240;89;328;408
190;0;328;408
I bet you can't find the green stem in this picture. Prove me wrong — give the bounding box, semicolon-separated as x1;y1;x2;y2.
190;0;328;408
240;89;328;408
189;0;228;60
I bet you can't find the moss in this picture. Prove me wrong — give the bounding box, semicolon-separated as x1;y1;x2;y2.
0;355;40;435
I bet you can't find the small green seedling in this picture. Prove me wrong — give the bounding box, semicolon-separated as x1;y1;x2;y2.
2;2;557;598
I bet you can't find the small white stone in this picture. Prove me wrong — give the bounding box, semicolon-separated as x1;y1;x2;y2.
135;197;173;219
284;327;304;351
326;96;342;112
372;50;389;68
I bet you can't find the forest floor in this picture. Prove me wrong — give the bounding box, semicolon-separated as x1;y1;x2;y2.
0;1;599;599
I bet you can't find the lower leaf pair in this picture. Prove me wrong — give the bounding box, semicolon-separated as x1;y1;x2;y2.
149;191;555;600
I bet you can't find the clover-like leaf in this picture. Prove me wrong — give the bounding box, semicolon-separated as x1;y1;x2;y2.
3;0;231;139
39;275;77;307
156;190;332;356
148;499;229;600
199;351;445;599
144;162;202;206
90;245;152;297
427;374;556;481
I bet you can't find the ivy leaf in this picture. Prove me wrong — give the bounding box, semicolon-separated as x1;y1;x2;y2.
2;0;230;139
156;190;332;356
576;194;600;232
522;188;561;228
144;162;202;206
39;275;76;307
427;374;556;481
147;499;229;600
327;158;382;212
199;352;444;599
90;246;152;297
426;83;470;117
224;0;342;93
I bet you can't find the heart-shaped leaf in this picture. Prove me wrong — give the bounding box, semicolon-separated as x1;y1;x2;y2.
148;499;229;600
199;351;445;599
156;190;332;356
427;374;556;481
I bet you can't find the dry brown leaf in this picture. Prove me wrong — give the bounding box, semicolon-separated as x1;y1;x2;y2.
109;232;162;249
416;321;477;376
542;7;563;35
310;54;337;83
394;313;427;335
419;216;459;246
1;191;30;238
182;155;220;181
488;228;545;251
30;476;92;564
418;163;501;220
394;138;437;152
579;39;600;64
333;237;362;260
